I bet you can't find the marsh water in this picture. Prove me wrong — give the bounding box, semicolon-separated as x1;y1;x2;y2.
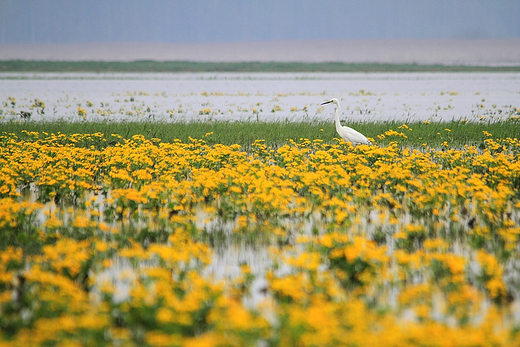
1;72;519;123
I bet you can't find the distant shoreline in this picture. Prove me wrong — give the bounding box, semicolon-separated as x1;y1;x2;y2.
2;39;520;66
1;61;520;73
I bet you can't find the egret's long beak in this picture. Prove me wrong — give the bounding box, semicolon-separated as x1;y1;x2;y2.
321;100;333;105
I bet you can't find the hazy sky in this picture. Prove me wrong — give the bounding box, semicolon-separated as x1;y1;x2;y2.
1;0;520;44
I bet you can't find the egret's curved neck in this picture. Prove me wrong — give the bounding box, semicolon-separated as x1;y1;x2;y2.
334;104;342;131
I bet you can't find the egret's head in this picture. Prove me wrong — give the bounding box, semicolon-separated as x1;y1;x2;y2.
320;98;339;106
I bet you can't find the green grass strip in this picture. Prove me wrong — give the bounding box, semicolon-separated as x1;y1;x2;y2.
2;60;520;73
1;119;518;149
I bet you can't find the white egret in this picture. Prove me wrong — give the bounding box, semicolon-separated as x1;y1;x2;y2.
321;98;371;145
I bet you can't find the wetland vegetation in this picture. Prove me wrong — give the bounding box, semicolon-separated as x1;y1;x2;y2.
1;69;520;346
0;118;519;149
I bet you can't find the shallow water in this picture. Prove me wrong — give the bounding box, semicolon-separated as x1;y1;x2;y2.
1;72;519;123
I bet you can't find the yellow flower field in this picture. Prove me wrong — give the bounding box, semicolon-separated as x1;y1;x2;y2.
1;131;520;346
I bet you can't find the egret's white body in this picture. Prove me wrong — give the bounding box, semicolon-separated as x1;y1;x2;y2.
321;98;371;145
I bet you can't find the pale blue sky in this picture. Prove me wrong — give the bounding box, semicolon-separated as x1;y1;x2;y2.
1;0;519;43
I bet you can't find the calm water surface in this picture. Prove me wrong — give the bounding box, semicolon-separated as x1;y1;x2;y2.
1;72;519;123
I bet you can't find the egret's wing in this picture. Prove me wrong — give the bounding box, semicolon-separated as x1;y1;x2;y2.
343;127;370;144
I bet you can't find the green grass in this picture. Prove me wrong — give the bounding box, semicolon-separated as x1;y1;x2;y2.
1;119;518;150
2;60;520;73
